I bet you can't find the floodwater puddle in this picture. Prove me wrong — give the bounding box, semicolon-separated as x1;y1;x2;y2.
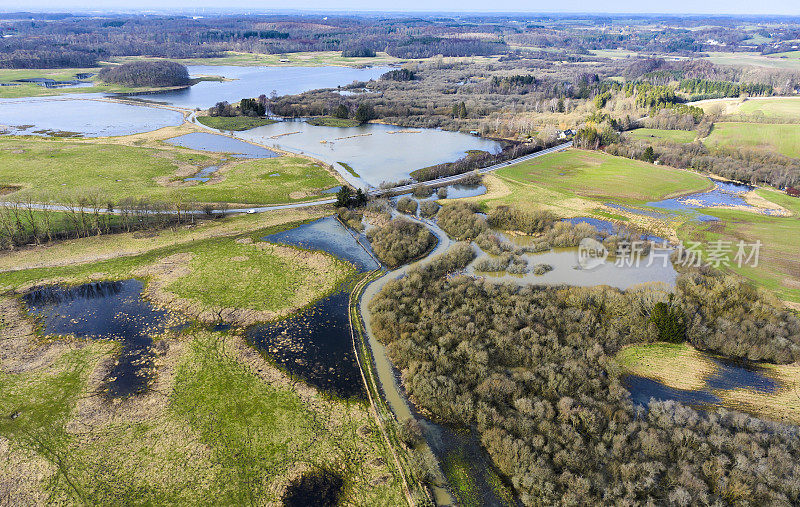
624;354;781;409
166;132;278;158
247;217;380;398
607;178;783;222
23;280;185;398
0;95;184;137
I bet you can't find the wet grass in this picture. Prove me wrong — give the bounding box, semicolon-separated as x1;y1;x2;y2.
338;161;361;178
0;346;107;438
443;450;479;507
166;236;355;313
616;342;717;391
704;122;800;158
0;214;324;291
0;137;337;205
677;190;800;304
196;116;277;131
616;342;800;424
0;332;406;504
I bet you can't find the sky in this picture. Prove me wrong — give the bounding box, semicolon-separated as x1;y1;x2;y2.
1;0;799;16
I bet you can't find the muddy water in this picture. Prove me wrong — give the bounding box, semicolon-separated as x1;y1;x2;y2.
23;280;184;397
467;246;678;289
246;217;380;398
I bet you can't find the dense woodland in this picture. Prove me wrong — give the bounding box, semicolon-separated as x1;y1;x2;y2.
97;61;190;88
369;244;800;505
5;12;800;69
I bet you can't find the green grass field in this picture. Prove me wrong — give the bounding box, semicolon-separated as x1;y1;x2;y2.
0;137;338;205
0;67;195;99
677;189;800;304
703;122;800;158
307;116;361;128
166;236;355;313
627;128;697;144
495;149;711;204
696;97;800;122
704;51;800;70
196;116;277;131
0;209;404;502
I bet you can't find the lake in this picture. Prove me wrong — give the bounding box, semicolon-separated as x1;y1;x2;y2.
236;120;502;187
141;65;392;109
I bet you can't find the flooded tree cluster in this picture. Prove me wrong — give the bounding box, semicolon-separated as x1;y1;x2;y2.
366;218;436;268
369;246;800;505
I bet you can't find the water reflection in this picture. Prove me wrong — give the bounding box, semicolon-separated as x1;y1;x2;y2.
468;246;677;289
248;217;379;398
23;280;184;398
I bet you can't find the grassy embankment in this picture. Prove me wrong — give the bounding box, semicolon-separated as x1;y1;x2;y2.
0;211;406;503
703;122;800;158
616;342;800;425
196;115;276;131
0;136;339;205
307;116;361;128
464;149;712;234
627;128;697;144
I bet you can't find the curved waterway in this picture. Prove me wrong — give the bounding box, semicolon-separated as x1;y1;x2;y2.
23;280;185;397
359;217;518;506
